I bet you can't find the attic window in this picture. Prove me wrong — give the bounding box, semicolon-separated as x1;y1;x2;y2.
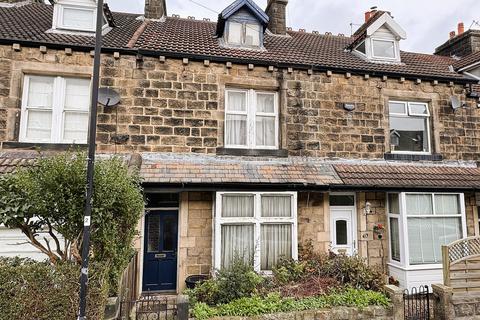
355;41;366;55
61;6;95;31
372;38;396;59
53;1;105;33
226;21;261;47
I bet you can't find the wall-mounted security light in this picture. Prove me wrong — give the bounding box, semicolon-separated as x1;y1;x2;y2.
364;202;372;215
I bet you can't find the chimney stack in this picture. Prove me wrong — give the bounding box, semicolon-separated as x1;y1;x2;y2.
265;0;288;35
458;22;465;35
364;7;378;22
145;0;167;20
449;31;456;39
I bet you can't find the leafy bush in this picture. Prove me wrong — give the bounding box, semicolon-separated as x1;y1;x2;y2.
187;257;263;306
191;288;390;320
286;240;385;291
0;152;144;294
0;257;109;320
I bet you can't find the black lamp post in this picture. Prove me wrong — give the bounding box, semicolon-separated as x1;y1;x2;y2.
78;0;104;318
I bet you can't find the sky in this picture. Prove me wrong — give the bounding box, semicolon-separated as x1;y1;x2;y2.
106;0;480;54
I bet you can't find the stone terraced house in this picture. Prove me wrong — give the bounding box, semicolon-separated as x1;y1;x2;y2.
1;0;480;293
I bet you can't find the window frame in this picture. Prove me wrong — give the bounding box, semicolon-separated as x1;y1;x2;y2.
371;37;398;60
225;20;262;48
214;191;298;273
388;100;431;155
387;192;467;270
54;3;97;32
19;75;91;144
224;88;279;150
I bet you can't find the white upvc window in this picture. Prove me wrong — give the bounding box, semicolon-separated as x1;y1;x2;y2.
53;2;97;32
371;38;397;59
389;101;431;154
214;192;298;272
226;21;261;47
225;89;278;149
20;75;91;144
387;193;466;269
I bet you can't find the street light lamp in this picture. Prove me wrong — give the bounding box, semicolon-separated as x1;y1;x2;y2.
78;0;104;319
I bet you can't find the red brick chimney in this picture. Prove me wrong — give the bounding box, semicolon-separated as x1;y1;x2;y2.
364;7;378;22
458;22;465;35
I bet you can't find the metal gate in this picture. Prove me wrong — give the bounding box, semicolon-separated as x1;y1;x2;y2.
404;285;430;320
119;293;178;320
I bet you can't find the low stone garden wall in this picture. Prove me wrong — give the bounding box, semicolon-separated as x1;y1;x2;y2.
432;284;480;320
209;305;393;320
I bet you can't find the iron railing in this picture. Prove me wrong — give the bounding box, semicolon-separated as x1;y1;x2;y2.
119;293;178;320
404;285;430;320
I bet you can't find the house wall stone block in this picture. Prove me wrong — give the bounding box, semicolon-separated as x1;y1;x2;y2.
0;45;479;161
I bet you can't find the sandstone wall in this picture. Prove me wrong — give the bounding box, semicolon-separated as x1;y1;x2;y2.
0;45;479;160
178;192;213;292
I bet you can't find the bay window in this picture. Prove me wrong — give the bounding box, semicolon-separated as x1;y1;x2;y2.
389;101;431;153
20;75;91;144
387;193;466;267
215;192;297;272
225;89;278;149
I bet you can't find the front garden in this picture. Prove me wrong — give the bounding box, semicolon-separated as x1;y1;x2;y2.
186;241;391;320
0;153;144;319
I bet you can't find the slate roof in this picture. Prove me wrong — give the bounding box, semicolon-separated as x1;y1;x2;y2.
453;51;480;70
0;2;142;49
2;151;479;189
0;2;472;81
334;164;480;189
0;151;38;174
140;153;342;186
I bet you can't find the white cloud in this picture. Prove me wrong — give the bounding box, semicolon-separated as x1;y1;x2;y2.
108;0;480;53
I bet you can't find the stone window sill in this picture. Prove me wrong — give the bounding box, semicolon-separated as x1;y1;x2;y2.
2;141;88;151
216;148;288;157
384;153;443;162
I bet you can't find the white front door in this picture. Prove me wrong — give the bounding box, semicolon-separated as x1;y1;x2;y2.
330;208;355;255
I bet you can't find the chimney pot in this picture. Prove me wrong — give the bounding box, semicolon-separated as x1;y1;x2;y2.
458;22;465;35
266;0;288;35
449;31;456;39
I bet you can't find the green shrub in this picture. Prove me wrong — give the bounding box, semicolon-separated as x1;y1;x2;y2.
272;258;306;284
321;254;385;291
186;279;220;306
191;289;390;320
0;152;144;294
281;240;385;291
187;257;263;306
0;257;109;320
215;257;264;304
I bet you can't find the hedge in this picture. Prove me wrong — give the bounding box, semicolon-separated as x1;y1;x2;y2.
0;258;109;320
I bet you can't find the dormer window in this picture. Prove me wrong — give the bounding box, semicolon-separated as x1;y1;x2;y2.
349;10;406;63
226;21;261;47
216;0;269;50
371;38;396;59
53;0;107;33
59;6;96;31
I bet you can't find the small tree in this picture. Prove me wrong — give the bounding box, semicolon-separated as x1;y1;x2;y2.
0;152;144;291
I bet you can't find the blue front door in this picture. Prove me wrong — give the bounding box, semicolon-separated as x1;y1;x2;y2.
142;210;178;292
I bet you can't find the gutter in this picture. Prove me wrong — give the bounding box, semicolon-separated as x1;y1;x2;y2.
142;181;479;193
